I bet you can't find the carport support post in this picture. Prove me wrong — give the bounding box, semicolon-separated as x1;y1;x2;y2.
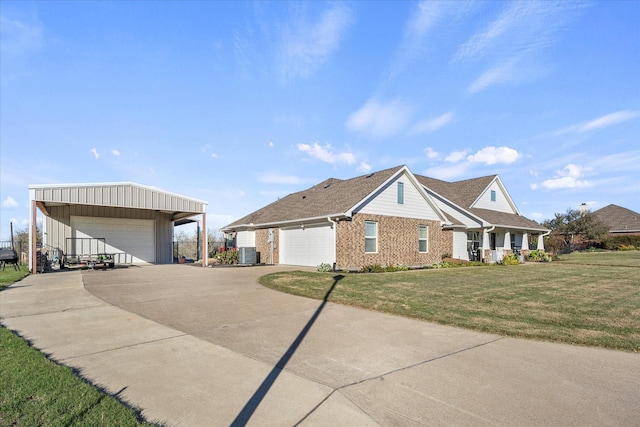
201;212;207;267
30;199;37;274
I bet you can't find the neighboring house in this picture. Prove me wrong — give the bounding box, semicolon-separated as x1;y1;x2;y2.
222;165;548;269
592;204;640;235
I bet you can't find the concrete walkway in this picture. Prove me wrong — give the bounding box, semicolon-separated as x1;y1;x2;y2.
1;265;638;426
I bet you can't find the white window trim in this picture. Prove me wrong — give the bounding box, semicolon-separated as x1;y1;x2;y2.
365;221;378;253
419;225;428;253
397;182;404;204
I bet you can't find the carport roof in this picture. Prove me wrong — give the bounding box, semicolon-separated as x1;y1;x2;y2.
29;181;207;222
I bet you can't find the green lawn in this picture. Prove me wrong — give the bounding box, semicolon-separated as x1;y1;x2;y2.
259;251;640;352
0;266;157;426
0;264;29;291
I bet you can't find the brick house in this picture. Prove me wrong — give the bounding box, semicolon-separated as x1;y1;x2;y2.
222;165;548;268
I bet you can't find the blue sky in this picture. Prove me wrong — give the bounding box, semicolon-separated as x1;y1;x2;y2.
1;1;639;240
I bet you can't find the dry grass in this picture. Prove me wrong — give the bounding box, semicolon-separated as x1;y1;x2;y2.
259;252;640;352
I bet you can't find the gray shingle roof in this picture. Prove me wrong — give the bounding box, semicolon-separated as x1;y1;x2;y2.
415;174;496;208
592;204;640;232
225;166;404;228
224;166;546;232
415;174;545;230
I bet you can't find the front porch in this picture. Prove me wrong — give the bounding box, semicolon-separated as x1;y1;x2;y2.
465;228;547;263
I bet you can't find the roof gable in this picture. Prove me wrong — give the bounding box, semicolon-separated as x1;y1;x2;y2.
416;174;545;231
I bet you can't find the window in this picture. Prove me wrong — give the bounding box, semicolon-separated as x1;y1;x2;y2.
490;190;496;202
467;231;481;260
365;221;377;253
419;225;428;253
397;182;404;204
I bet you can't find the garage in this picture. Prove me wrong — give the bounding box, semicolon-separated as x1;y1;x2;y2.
71;216;155;264
29;181;208;272
279;222;335;267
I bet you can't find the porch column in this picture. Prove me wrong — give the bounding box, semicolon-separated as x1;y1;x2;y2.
522;233;529;251
537;233;545;250
201;211;208;267
503;231;511;251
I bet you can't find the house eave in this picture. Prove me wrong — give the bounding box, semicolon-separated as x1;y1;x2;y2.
223;213;348;231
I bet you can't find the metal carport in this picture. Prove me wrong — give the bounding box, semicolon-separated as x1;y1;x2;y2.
28;182;208;272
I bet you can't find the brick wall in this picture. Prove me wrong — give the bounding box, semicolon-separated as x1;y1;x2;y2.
255;228;279;265
335;214;445;270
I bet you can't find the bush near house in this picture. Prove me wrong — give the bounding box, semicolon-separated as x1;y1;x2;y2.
601;235;640;250
213;249;238;265
528;250;552;262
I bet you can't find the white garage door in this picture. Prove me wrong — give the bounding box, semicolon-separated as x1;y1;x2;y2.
280;223;335;267
70;216;155;264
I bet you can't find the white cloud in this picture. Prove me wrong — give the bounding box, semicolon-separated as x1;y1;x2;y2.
0;15;43;55
90;148;100;159
297;142;356;165
459;2;581;93
467;146;521;165
346;98;413;139
530;183;538;190
2;196;18;209
357;161;372;173
541;163;593;190
425;147;440;159
530;212;544;220
211;153;218;158
467;60;517;94
579;110;640;132
445;150;468;163
259;173;302;185
280;4;353;80
268;141;274;147
112;149;120;156
411;112;453;134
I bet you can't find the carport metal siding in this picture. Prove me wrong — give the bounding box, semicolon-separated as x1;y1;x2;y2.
34;184;205;213
44;205;174;264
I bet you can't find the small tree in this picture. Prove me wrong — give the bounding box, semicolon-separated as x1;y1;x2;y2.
542;208;608;251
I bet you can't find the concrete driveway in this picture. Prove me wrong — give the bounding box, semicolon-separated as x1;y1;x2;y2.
1;265;638;426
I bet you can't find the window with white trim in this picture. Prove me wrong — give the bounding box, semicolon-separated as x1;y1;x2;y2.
419;225;428;253
365;221;378;253
397;182;404;204
490;190;496;202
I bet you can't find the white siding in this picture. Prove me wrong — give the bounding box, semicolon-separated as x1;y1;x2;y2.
472;181;516;213
452;231;468;260
432;198;482;228
280;223;335;267
70;216;155;264
33;183;206;213
236;230;256;247
359;172;440;220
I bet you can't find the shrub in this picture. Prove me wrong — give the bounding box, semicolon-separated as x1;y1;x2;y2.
602;235;640;250
500;253;520;265
317;263;333;272
361;264;385;273
214;249;238;265
528;250;551;262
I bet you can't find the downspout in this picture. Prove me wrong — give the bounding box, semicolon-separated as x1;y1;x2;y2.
327;217;337;270
537;229;551;251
